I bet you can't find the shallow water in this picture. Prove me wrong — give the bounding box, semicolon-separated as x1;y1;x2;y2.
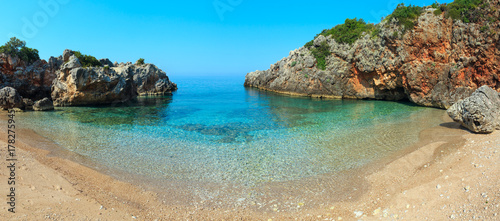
17;75;445;188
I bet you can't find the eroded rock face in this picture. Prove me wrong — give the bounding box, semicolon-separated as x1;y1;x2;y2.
0;53;56;101
447;86;500;133
0;87;23;110
1;49;177;108
245;3;500;109
131;63;177;95
51;50;177;106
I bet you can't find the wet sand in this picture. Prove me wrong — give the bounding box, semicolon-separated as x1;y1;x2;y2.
0;112;499;220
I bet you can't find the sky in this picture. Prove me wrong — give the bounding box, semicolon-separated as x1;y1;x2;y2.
0;0;451;78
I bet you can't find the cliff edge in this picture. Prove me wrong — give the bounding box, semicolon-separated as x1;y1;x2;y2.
245;0;500;109
0;45;177;109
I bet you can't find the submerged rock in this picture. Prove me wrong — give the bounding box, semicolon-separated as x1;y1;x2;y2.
447;86;500;133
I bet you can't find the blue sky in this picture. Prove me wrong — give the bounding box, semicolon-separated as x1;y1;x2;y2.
1;0;450;77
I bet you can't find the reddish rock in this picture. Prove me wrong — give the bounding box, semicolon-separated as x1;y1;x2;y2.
245;2;500;109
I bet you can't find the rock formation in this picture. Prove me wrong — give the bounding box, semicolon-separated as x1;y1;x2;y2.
245;1;500;109
0;49;177;109
0;87;23;110
0;53;56;101
33;97;55;111
447;85;500;133
51;50;177;106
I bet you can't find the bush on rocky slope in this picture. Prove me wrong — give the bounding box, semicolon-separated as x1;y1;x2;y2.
0;37;40;64
384;3;424;31
72;51;101;68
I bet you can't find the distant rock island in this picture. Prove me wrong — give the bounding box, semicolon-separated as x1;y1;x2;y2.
0;39;176;110
245;0;500;109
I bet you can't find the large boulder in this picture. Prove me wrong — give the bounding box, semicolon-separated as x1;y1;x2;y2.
51;67;136;106
447;86;500;133
0;87;23;110
33;97;54;111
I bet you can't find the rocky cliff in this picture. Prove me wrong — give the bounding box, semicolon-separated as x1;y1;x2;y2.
51;50;177;106
0;49;177;109
245;1;500;109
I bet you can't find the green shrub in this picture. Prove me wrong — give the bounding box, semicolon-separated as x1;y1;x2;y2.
480;25;489;32
304;74;309;78
304;18;375;47
385;3;424;31
0;37;40;64
304;40;314;48
326;18;374;45
310;41;330;70
73;51;101;68
442;0;484;23
431;1;440;8
371;27;381;39
103;65;110;71
136;58;145;65
434;8;443;16
291;61;297;67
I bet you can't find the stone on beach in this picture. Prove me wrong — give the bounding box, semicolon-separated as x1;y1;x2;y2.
33;97;54;111
447;86;500;133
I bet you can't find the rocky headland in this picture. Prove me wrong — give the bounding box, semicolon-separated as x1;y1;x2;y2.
0;47;176;110
245;0;500;110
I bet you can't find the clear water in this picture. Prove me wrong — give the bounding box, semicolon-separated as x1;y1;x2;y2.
17;75;445;187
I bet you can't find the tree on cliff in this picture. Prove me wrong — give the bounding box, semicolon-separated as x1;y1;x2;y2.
0;37;40;64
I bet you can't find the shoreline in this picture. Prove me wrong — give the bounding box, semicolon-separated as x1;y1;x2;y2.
0;111;499;220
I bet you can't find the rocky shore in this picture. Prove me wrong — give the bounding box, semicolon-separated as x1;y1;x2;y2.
245;1;500;109
0;49;176;110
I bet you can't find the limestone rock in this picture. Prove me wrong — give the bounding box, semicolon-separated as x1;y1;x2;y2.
0;53;55;100
33;97;54;111
51;66;136;106
0;87;23;110
63;49;73;62
23;98;34;111
99;58;114;67
244;4;500;108
2;48;176;107
132;63;177;95
61;55;81;70
52;58;176;106
447;86;500;133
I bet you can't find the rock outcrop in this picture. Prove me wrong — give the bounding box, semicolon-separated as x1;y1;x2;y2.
51;50;176;106
0;49;177;108
245;1;500;109
447;86;500;133
33;97;54;111
0;87;23;110
0;53;56;101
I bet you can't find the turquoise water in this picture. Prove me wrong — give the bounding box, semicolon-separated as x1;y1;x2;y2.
18;75;444;186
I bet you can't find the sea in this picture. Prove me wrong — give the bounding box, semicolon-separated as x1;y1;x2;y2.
16;74;446;209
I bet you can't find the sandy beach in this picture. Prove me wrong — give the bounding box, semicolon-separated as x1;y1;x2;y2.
0;112;499;220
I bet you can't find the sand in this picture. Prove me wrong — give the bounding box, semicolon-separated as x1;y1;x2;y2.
0;112;499;220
